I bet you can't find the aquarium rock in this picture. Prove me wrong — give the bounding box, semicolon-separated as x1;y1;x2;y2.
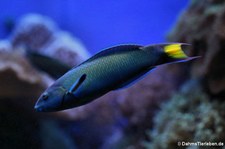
0;50;52;99
11;14;57;50
42;31;90;67
10;14;89;67
146;1;225;148
0;14;91;148
168;0;225;97
0;13;198;148
0;49;53;148
146;80;225;149
0;40;12;52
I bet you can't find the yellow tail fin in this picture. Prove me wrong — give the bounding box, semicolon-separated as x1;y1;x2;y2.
164;44;188;59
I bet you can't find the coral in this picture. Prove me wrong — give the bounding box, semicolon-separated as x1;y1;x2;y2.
10;14;57;50
116;65;183;126
167;0;225;97
0;40;12;52
0;50;52;100
0;13;199;148
0;47;80;148
3;1;225;148
0;14;90;149
0;49;49;149
145;1;225;148
10;14;89;67
42;31;90;66
145;80;225;149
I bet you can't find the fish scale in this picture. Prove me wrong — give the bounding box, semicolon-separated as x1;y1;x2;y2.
58;49;152;98
34;43;197;112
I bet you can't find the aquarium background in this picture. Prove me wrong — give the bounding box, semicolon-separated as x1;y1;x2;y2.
1;0;225;149
0;0;188;53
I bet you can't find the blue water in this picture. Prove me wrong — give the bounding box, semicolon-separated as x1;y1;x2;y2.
0;0;188;54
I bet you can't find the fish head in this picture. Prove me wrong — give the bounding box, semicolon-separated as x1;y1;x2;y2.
34;85;67;112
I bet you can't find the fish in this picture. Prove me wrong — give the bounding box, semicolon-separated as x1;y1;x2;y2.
26;50;72;79
34;43;198;112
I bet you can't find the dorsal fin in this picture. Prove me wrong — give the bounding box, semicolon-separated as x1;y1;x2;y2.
74;45;143;68
68;74;86;93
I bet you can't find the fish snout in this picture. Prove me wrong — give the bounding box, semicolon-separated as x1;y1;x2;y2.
34;103;44;112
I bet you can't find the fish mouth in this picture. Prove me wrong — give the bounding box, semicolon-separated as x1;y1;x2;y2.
34;104;44;112
34;103;59;112
34;96;48;112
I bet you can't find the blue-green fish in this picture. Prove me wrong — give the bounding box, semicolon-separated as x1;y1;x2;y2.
26;50;71;79
35;43;197;112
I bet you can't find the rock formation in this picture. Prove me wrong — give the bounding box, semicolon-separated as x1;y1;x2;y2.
147;1;225;148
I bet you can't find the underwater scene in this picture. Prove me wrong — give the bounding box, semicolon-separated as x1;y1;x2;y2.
1;0;225;149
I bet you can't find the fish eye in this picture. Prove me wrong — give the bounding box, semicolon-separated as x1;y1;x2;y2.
42;93;49;101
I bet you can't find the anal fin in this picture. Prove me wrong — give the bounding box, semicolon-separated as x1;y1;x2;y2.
113;67;155;90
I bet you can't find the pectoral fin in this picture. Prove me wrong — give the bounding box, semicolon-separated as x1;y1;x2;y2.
68;74;86;93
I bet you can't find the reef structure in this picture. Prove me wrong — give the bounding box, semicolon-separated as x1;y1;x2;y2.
0;14;89;149
147;0;225;148
0;13;191;149
168;0;225;97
